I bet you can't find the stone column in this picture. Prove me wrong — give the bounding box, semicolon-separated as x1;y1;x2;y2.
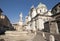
42;32;46;39
32;19;36;32
31;19;36;34
49;35;55;41
50;21;59;34
27;22;31;31
38;18;44;30
36;19;38;29
55;22;59;34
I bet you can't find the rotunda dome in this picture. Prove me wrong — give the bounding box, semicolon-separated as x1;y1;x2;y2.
37;3;47;9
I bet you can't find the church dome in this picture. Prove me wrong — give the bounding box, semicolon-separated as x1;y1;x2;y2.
36;3;48;14
37;3;47;9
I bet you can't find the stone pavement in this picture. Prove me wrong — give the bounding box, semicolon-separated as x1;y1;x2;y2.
0;31;46;41
0;31;35;41
32;31;46;41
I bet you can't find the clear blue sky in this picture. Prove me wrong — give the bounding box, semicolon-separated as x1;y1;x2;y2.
0;0;60;23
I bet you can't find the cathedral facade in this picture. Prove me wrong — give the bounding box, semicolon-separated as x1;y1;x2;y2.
7;2;60;41
23;3;52;32
0;2;60;41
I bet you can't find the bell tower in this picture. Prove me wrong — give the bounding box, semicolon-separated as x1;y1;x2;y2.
18;12;23;31
19;12;23;25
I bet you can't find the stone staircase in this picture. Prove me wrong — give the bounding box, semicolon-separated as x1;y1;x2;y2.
0;31;47;41
0;31;34;41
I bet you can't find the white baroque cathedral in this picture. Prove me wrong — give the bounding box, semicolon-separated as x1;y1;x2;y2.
13;3;52;32
23;3;52;32
1;2;60;41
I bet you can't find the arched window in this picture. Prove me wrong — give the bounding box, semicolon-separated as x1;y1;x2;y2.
40;10;41;12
